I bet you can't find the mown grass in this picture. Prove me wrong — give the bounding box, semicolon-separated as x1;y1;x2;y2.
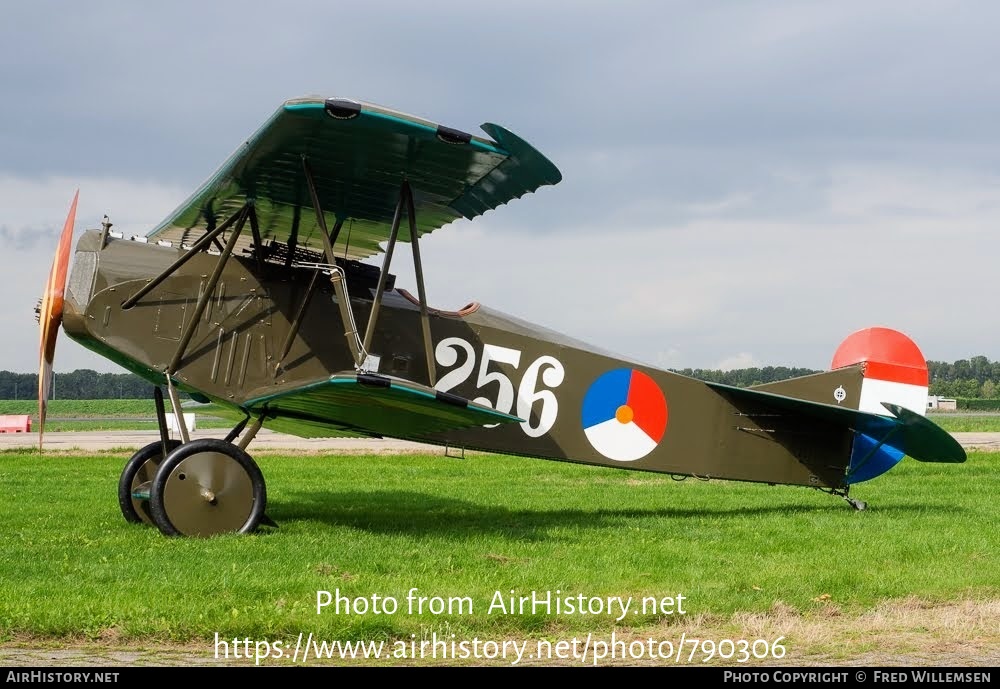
926;414;1000;432
0;399;231;431
0;448;995;645
4;400;1000;432
0;400;158;417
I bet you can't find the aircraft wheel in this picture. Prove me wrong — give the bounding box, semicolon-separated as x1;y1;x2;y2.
149;438;266;537
118;439;183;525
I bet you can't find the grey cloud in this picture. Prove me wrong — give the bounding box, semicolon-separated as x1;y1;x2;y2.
7;2;1000;180
0;224;61;251
4;0;1000;374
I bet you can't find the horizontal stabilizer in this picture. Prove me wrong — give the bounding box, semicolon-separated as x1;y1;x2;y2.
876;403;966;463
246;372;522;440
706;382;966;465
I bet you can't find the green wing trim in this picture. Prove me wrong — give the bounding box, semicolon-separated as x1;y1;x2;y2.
706;382;966;464
245;372;523;440
145;97;562;261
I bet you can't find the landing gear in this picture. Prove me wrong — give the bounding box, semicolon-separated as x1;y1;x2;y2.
845;497;868;511
148;438;267;537
825;486;868;511
117;386;270;537
118;439;182;525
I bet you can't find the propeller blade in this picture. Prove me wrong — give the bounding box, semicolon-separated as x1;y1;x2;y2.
38;190;79;452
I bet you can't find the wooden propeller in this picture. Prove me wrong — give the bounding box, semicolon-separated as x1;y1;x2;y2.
37;191;78;451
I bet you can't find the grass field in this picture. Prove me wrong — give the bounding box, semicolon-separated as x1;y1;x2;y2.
927;414;1000;432
5;400;1000;432
0;399;232;431
0;445;997;666
0;400;160;417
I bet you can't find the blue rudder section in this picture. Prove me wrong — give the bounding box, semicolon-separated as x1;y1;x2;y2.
846;433;905;484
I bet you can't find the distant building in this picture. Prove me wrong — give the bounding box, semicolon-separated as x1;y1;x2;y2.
927;395;957;411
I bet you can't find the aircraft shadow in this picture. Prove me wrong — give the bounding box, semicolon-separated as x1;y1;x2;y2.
263;489;939;538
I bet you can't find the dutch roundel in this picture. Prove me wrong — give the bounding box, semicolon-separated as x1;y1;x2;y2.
581;368;668;462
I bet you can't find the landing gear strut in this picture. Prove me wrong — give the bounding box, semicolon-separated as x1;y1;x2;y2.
825;486;868;511
116;386;270;537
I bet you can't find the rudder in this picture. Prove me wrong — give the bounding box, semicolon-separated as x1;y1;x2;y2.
831;327;931;483
831;326;930;418
752;326;941;484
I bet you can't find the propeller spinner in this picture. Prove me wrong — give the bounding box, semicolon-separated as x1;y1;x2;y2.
38;191;79;451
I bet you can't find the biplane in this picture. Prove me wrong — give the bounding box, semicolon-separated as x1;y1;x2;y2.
37;96;966;538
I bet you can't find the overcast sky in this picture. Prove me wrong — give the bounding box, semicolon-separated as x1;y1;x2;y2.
3;1;1000;377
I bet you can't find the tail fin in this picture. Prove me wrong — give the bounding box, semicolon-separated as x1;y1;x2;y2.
831;327;930;483
831;327;929;418
712;327;963;485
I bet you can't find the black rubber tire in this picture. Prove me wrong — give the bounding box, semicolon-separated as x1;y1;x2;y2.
149;438;266;537
117;439;183;525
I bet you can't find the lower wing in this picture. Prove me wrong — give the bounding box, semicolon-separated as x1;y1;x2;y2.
244;372;523;440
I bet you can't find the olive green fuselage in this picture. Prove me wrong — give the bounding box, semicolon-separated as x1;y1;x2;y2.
62;230;861;489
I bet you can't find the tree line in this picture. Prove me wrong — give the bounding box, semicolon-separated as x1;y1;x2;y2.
2;356;1000;399
925;356;1000;398
0;370;155;400
672;356;1000;399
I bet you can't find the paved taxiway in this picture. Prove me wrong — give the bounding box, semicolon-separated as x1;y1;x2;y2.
1;429;996;453
0;429;440;453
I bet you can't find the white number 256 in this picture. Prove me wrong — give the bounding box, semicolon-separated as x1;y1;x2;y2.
433;337;564;438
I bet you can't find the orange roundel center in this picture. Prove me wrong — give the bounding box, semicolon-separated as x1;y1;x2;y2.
615;404;634;424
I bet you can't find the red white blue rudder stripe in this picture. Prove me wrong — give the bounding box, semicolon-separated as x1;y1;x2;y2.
832;327;930;418
831;327;930;483
581;368;667;462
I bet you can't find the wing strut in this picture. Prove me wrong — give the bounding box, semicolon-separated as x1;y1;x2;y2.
247;205;266;276
359;181;436;386
298;158;437;386
361;185;404;353
301;156;341;266
121;203;251;310
270;212;348;375
165;375;191;443
168;204;249;373
302;156;368;367
284;205;301;269
403;181;436;387
328;266;368;366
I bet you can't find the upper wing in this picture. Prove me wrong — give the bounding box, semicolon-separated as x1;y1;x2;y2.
145;96;562;261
